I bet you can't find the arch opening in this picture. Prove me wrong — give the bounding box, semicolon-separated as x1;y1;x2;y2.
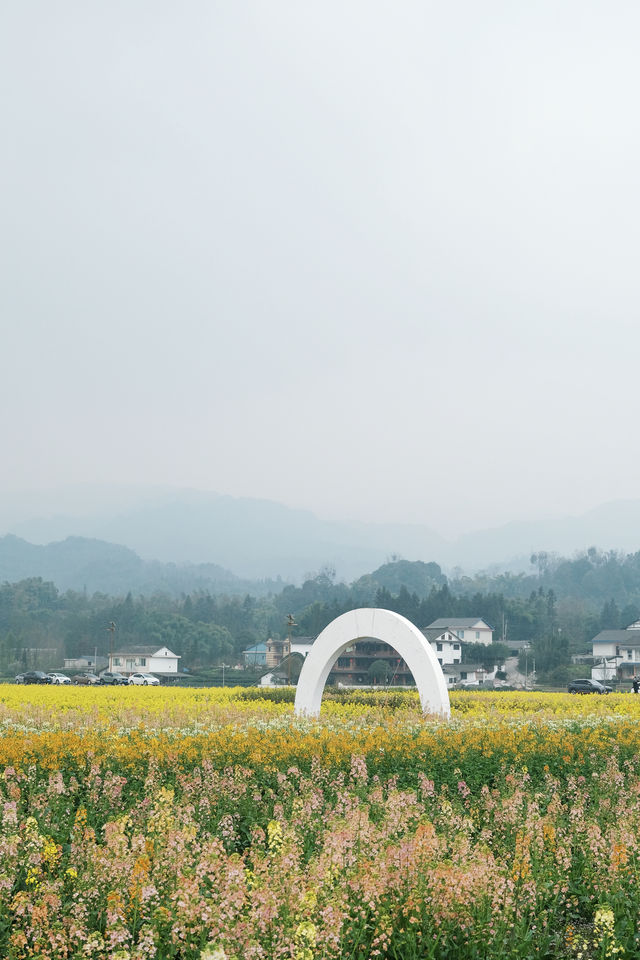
294;608;451;717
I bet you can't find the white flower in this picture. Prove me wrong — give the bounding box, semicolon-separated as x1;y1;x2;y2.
200;946;227;960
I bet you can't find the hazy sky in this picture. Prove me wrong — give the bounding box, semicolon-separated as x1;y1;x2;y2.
2;1;640;538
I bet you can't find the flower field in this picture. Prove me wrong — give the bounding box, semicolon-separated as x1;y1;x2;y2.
2;687;640;959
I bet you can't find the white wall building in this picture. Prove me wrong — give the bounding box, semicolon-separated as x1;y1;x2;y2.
291;637;317;658
109;645;181;677
420;628;463;667
443;663;499;687
64;654;108;672
592;624;640;683
426;618;494;646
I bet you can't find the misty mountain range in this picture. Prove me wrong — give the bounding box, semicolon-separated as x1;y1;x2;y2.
0;534;263;597
2;485;640;587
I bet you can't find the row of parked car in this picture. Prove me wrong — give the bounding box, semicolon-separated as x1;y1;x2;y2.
15;671;160;686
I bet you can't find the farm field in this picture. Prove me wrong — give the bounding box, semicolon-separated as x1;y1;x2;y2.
1;687;640;959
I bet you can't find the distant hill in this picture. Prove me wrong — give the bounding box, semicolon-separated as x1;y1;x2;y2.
4;485;640;580
1;486;446;581
0;535;271;597
454;499;640;570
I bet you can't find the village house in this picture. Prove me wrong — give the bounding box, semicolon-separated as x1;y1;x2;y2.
64;654;108;672
591;621;640;683
442;662;500;687
109;645;180;678
426;618;494;646
249;619;500;687
420;627;462;667
242;642;268;667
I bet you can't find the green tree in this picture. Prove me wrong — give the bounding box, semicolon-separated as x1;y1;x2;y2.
600;598;620;630
462;642;509;670
368;660;391;685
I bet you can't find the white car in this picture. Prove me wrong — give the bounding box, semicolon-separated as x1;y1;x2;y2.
128;673;159;686
48;673;71;685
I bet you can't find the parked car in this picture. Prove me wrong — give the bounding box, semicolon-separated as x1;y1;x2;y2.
128;673;159;686
73;673;101;685
22;671;52;684
567;678;612;694
14;674;25;684
100;672;129;685
48;673;71;685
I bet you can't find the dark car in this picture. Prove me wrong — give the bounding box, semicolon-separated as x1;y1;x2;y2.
100;672;129;685
22;671;52;684
73;673;101;685
567;678;612;694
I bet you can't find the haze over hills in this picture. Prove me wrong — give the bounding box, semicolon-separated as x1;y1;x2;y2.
0;486;447;581
2;486;640;582
0;534;278;597
454;500;640;570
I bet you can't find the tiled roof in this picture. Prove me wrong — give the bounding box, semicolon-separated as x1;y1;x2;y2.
427;618;493;630
593;630;640;647
111;645;178;657
421;628;460;642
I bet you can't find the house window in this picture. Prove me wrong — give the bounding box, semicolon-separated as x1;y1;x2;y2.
449;677;455;684
461;671;467;680
628;650;633;659
139;658;146;667
436;643;443;651
453;658;460;664
447;634;451;641
476;631;480;639
453;644;460;650
113;658;121;666
459;630;464;638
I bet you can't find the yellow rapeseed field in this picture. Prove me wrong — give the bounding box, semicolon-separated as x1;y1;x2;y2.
1;684;639;774
2;684;640;958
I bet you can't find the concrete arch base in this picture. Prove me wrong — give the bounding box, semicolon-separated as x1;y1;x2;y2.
293;608;451;718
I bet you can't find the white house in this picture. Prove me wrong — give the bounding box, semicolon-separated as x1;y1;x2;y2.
442;663;499;687
291;637;316;657
64;654;109;672
592;623;640;683
109;645;181;677
426;618;494;646
420;628;463;667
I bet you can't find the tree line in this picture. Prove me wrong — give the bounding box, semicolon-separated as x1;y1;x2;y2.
1;549;639;677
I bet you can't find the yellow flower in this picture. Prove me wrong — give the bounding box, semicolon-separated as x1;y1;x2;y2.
595;907;615;932
294;921;316;960
41;836;59;868
267;820;283;854
200;947;228;960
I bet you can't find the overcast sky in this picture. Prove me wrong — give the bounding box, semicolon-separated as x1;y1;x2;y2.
2;1;640;538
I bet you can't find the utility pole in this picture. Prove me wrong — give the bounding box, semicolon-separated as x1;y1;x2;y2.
107;621;116;670
286;614;297;685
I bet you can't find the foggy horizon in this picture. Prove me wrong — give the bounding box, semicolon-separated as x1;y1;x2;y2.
3;2;640;541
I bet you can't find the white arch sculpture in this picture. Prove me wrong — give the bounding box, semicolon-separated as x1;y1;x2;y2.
294;608;450;718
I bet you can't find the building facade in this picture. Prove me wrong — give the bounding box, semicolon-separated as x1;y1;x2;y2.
109;645;180;677
250;618;499;687
426;618;494;646
592;623;640;682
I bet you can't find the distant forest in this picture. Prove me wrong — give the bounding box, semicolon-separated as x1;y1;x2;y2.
1;549;640;679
